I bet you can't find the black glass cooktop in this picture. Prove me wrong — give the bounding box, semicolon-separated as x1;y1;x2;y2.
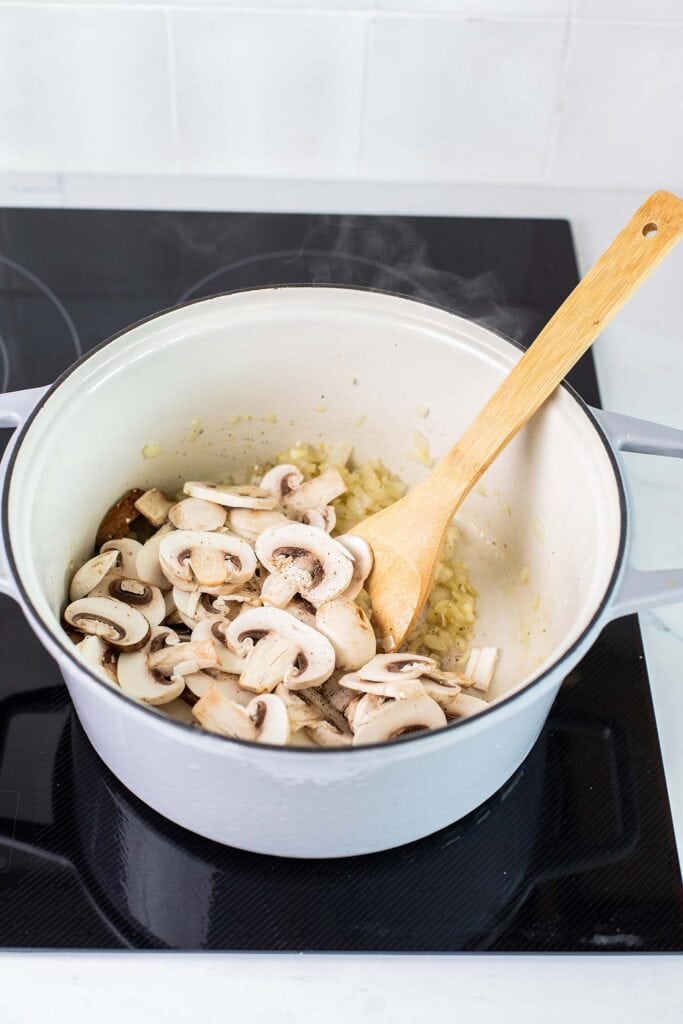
0;208;681;951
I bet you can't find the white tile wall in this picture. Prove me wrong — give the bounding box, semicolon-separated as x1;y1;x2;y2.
552;20;683;189
364;15;567;183
170;9;368;177
0;5;173;173
0;0;680;189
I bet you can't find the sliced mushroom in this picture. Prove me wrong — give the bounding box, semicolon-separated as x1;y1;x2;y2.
75;635;119;686
320;675;356;713
288;729;319;748
90;575;166;626
95;488;144;547
297;506;336;533
337;535;373;600
259;464;304;501
134;488;173;527
159;531;257;593
357;653;437;683
315;597;376;672
168;497;227;532
64;596;150;651
464;646;498;693
69;550;120;601
227;606;335;691
283;467;346;515
352;695;447;746
249;693;291;745
148;638;220;681
117;626;185;704
173;587;260;628
191;617;248;674
193;685;256;739
228;508;291;543
136;523;175;592
255;522;353;609
184;669;251;705
339;672;426;701
184;481;277;510
101;538;143;580
306;720;353;748
192;685;290;744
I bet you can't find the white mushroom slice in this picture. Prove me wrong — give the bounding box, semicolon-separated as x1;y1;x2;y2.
148;638;220;681
248;693;291;745
255;523;353;609
193;685;257;740
259;464;304;502
352;695;447;746
191;617;248;674
101;538;143;580
69;550;121;601
357;653;437;683
173;587;255;628
422;680;463;715
274;684;324;731
337;535;373;600
239;633;300;693
75;635;119;686
159;531;256;593
339;672;426;701
184;481;277;510
464;646;498;693
117;627;185;705
443;691;489;719
283;467;347;514
315;597;376;672
192;685;290;744
306;720;353;748
297;506;336;533
90;574;166;627
284;596;317;628
228;508;291;543
157;698;196;726
420;666;469;689
227;606;335;691
134;488;173;527
65;597;150;652
184;670;251;705
136;524;175;592
168;497;227;532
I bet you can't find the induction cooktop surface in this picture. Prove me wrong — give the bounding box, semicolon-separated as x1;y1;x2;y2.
0;208;680;951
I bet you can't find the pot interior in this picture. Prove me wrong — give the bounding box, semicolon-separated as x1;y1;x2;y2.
7;287;622;699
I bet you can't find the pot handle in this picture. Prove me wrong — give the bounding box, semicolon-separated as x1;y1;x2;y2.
0;386;49;598
592;408;683;619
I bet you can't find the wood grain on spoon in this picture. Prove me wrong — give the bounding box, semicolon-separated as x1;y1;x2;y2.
352;190;683;649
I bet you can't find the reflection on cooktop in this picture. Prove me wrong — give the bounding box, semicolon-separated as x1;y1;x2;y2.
0;208;680;951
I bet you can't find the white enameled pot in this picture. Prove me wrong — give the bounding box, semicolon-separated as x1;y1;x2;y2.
1;288;682;858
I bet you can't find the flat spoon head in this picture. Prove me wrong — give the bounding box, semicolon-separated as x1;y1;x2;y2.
352;190;683;651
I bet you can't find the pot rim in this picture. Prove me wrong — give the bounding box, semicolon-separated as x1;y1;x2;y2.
1;284;628;757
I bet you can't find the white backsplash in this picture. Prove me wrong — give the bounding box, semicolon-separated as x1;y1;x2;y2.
0;0;681;190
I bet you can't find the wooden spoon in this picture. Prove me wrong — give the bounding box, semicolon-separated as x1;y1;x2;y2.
352;190;683;649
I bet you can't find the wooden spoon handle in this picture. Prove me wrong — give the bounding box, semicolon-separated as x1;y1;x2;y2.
430;189;683;514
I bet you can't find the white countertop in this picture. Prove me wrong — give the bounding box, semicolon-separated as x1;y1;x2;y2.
0;174;681;1022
